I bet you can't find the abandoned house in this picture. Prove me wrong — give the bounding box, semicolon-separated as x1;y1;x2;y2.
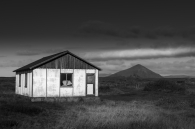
13;51;101;98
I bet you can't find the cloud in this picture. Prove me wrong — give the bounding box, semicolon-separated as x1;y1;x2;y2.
144;26;195;40
79;21;140;38
181;26;195;38
16;48;67;56
106;60;125;65
144;27;177;39
43;48;66;54
79;21;195;42
97;57;195;76
84;48;195;61
0;59;35;67
17;51;40;56
136;58;195;76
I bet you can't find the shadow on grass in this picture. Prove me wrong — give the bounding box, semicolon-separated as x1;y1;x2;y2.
0;119;18;129
1;102;44;116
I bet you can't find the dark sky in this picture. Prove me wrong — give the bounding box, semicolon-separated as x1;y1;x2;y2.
1;1;195;37
0;1;195;76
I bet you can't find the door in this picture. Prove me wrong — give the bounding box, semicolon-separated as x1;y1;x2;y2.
86;74;95;95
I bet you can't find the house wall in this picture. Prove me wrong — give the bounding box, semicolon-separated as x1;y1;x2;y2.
15;71;32;97
33;69;46;97
95;69;99;96
21;74;24;95
23;73;29;96
29;72;33;97
32;68;99;97
60;87;73;97
47;69;60;97
17;74;23;95
73;69;86;96
15;74;19;94
86;69;95;73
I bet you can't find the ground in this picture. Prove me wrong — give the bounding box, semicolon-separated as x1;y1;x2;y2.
0;77;195;129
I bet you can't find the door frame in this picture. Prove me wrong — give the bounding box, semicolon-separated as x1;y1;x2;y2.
86;73;95;96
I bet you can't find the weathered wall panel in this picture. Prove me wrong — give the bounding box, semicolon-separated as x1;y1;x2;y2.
47;69;60;97
60;88;73;97
61;69;73;73
33;69;46;97
86;69;95;73
26;72;31;97
95;69;99;96
17;74;21;95
29;72;32;97
20;74;22;95
23;73;28;96
27;73;30;96
73;69;86;96
21;74;24;95
15;74;18;94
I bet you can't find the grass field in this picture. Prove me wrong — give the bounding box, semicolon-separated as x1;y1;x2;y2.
0;77;195;129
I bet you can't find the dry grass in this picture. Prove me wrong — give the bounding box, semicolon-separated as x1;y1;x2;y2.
1;77;195;129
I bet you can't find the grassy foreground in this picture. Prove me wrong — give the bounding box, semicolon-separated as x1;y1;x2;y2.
0;77;195;129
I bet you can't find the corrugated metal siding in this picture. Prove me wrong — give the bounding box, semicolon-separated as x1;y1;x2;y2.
39;54;95;69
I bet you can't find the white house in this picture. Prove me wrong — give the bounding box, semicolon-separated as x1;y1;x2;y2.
13;51;101;98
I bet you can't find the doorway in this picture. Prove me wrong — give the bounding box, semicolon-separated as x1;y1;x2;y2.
86;74;95;95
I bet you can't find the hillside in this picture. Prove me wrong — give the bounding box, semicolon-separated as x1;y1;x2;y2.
109;64;162;78
164;75;193;78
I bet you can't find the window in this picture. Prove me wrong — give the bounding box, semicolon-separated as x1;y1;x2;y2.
60;73;73;87
19;74;21;87
25;73;27;88
87;74;95;84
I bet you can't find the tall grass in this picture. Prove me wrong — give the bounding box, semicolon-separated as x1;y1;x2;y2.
1;77;195;129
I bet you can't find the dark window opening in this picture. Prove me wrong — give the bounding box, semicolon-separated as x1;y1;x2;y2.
87;74;95;84
60;73;73;87
19;74;21;87
25;73;27;88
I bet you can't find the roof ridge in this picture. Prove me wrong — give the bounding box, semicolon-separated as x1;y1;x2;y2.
30;51;68;69
13;50;101;72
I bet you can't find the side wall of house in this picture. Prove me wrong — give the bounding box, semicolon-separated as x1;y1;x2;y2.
47;69;60;97
33;69;46;97
15;74;19;94
15;72;32;97
73;69;86;96
29;72;33;97
95;69;99;96
32;68;98;97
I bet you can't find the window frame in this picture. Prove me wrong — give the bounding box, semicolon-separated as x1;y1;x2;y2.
60;73;73;87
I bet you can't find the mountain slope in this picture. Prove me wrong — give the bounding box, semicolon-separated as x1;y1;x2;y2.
109;64;162;78
164;75;192;78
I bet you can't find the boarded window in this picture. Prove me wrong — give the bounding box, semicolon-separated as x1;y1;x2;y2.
25;73;27;88
60;73;73;87
19;74;21;87
87;74;95;84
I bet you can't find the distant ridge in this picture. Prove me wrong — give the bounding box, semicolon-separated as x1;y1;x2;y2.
99;74;110;77
109;64;162;78
164;75;194;78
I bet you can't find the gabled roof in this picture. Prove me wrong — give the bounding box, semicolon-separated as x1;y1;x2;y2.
13;50;101;72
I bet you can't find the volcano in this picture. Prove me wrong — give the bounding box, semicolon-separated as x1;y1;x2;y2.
109;64;162;78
